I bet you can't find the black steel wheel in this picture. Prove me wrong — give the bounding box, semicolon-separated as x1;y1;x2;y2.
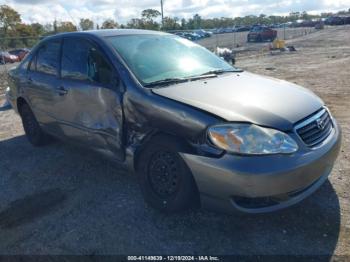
137;136;199;213
148;150;181;198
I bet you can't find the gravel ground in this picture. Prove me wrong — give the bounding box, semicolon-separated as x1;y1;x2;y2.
0;26;349;256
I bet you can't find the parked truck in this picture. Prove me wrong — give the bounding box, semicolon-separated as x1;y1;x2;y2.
247;26;277;42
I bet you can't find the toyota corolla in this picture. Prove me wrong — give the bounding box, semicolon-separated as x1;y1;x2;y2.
6;29;341;213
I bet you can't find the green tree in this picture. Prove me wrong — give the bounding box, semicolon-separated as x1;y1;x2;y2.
53;19;58;33
43;23;53;35
80;18;94;30
162;16;180;30
0;5;21;37
31;22;45;36
101;19;118;29
13;23;35;47
126;18;144;29
289;12;301;21
141;9;161;20
181;18;186;29
193;14;201;29
57;21;77;32
141;9;161;30
301;11;310;20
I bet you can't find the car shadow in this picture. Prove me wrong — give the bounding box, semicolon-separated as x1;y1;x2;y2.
0;135;341;256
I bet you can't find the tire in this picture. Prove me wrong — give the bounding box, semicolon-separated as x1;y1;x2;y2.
20;103;52;146
137;136;199;213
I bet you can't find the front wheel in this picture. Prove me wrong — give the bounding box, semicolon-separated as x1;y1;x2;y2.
20;103;52;146
137;136;199;213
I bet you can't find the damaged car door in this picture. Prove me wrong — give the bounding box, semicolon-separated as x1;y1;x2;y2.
55;36;124;160
25;39;62;127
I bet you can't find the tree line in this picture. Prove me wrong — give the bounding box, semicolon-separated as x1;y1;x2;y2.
1;4;349;49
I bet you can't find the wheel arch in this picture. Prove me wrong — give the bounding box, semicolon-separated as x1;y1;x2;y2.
133;131;195;173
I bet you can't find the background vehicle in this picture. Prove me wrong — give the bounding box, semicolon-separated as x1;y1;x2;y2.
174;31;200;41
9;48;30;61
194;29;212;38
214;28;233;34
234;26;251;32
247;26;277;42
0;51;20;64
325;16;348;25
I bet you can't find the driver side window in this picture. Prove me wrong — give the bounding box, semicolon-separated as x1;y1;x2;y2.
61;37;113;86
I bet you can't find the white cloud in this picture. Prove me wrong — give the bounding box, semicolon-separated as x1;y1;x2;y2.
3;0;350;26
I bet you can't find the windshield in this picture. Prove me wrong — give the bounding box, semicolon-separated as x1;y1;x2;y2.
107;34;237;85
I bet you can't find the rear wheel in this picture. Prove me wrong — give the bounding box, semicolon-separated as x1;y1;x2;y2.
137;136;199;213
20;103;52;146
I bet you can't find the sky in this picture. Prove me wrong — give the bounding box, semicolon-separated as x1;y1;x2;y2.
2;0;350;26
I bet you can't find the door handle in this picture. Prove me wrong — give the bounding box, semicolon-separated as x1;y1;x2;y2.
56;86;68;96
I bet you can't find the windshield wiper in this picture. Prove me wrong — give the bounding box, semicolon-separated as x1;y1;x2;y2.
144;68;243;88
143;78;189;88
199;69;243;76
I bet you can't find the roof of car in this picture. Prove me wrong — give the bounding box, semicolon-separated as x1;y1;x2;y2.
48;29;169;40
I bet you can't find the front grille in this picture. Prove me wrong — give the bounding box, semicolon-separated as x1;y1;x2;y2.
295;109;333;147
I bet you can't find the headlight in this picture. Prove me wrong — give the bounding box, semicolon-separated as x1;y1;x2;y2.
208;124;298;155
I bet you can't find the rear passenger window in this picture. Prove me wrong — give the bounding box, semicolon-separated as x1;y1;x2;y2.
36;40;60;75
61;37;113;85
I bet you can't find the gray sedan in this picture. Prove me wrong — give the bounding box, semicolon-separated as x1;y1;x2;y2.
6;29;341;214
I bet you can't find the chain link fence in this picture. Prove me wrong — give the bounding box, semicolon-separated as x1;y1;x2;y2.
195;27;317;51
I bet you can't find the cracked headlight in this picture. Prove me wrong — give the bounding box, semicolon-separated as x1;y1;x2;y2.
208;124;298;155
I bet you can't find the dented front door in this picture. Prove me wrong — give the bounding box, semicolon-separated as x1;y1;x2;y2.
53;80;124;160
51;36;124;161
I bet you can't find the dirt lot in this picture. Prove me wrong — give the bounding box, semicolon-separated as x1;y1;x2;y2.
0;26;349;257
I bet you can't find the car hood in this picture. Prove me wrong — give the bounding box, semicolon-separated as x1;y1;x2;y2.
152;72;324;131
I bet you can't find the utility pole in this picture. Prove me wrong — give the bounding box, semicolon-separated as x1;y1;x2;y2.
160;0;164;28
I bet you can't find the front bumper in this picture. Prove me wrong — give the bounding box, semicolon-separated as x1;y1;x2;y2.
181;121;341;213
